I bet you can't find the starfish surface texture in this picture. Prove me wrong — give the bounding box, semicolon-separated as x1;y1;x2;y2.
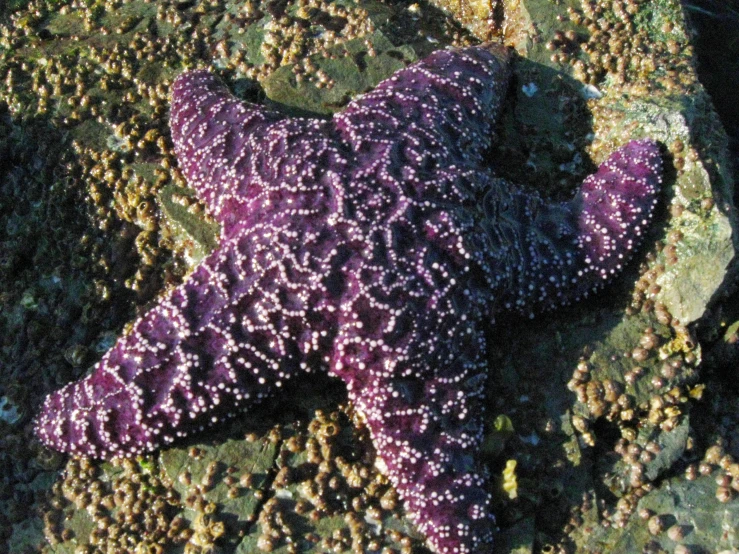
36;44;663;553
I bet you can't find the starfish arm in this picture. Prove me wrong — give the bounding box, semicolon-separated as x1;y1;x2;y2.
170;70;278;218
34;224;333;458
483;139;663;316
330;225;496;554
171;70;338;236
334;44;510;181
340;323;494;554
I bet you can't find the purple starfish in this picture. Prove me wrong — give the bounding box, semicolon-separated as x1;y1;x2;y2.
35;44;662;553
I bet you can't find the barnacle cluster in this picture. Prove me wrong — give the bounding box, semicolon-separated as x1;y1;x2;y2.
252;409;417;553
548;0;696;93
42;456;184;552
39;406;423;553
